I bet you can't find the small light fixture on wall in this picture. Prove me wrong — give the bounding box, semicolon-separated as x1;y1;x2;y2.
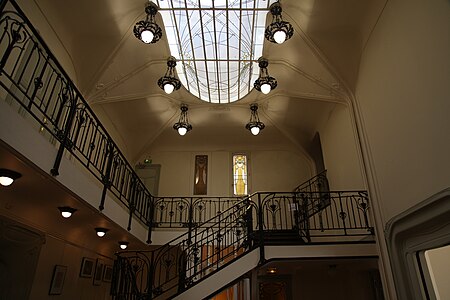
265;1;294;44
95;227;109;237
173;104;192;136
58;206;77;218
133;2;162;44
246;104;265;136
158;56;181;94
254;57;277;95
0;168;22;186
267;267;277;274
119;241;129;250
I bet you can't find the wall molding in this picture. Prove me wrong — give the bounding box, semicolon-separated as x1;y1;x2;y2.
385;188;450;300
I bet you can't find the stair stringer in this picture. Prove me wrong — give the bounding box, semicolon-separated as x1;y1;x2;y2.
173;243;378;300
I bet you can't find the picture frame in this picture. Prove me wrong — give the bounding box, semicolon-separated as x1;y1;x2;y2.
93;259;104;286
80;257;95;278
103;264;113;282
49;265;67;295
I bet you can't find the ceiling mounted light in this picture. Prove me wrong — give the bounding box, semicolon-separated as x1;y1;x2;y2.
254;57;277;95
246;104;265;136
265;2;294;44
95;227;109;237
0;168;22;186
173;104;192;136
119;241;129;250
58;206;77;218
158;56;181;94
133;2;162;44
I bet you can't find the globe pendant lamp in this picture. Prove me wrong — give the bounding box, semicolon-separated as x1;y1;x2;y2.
173;104;192;136
245;104;265;136
254;57;277;94
158;56;181;94
265;2;294;44
133;2;162;44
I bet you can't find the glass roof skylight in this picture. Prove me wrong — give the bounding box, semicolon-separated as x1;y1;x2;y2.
155;0;275;103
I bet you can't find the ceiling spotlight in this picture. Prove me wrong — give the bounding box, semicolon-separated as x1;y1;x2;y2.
0;168;22;186
245;104;265;136
119;241;129;250
95;227;109;237
58;206;77;218
254;57;277;95
133;2;162;44
173;104;192;136
158;56;181;94
265;2;294;44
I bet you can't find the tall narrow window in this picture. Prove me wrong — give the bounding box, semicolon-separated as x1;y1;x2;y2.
233;154;248;196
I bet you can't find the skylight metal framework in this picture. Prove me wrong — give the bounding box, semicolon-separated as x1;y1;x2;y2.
155;0;276;103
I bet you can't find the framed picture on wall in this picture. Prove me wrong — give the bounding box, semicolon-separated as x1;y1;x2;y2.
80;257;95;278
93;259;104;286
103;265;113;282
49;265;67;295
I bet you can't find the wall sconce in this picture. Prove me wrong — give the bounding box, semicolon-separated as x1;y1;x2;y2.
95;227;109;237
0;168;22;186
58;206;77;218
254;57;277;94
267;267;277;274
119;241;129;250
133;2;162;44
173;104;192;136
246;104;265;136
158;56;181;94
265;2;294;44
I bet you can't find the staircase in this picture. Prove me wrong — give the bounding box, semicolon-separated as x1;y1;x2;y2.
111;190;375;300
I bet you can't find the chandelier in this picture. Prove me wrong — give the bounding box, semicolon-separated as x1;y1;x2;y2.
133;2;162;44
254;57;277;94
265;2;294;44
158;56;181;94
173;105;192;136
245;104;265;136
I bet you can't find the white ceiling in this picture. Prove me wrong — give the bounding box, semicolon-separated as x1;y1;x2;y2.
23;0;387;163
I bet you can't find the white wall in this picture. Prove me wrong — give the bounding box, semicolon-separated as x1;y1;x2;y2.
320;104;364;190
355;0;450;223
151;150;312;196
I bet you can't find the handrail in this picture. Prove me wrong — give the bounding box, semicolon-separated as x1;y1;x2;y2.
293;170;329;193
112;190;374;299
0;0;155;242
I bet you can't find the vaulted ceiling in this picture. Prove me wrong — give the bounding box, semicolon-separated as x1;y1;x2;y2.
25;0;387;163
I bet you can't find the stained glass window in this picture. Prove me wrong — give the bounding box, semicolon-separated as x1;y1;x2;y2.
155;0;276;103
233;154;248;195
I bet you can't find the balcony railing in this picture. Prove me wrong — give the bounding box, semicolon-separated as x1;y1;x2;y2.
112;190;374;300
0;0;154;241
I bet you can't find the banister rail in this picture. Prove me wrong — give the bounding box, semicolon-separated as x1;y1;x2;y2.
0;0;154;241
112;190;374;300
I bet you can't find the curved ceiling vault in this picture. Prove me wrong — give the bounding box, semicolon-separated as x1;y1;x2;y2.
27;0;387;162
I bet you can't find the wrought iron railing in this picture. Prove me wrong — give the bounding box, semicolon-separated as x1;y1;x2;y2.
112;190;374;299
293;170;329;193
0;0;155;241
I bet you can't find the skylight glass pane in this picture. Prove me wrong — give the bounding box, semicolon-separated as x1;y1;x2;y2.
156;0;270;103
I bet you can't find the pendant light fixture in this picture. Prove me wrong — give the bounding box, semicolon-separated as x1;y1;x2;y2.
133;2;162;44
245;104;265;136
158;56;181;94
95;227;109;237
58;206;77;218
254;57;277;95
265;1;294;44
0;168;22;186
173;104;192;136
119;241;129;250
